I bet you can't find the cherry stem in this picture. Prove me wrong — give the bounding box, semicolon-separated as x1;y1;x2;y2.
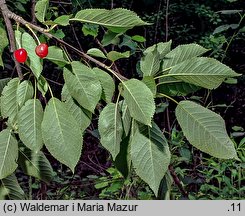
25;24;40;45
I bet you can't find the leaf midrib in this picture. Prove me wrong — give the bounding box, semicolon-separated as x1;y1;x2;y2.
0;131;11;176
123;82;148;123
52;99;66;149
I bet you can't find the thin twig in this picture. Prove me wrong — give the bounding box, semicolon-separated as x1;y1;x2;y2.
50;0;72;5
169;165;188;197
31;0;37;24
0;1;127;81
165;0;170;42
111;0;114;9
71;25;83;52
154;0;163;43
0;0;23;80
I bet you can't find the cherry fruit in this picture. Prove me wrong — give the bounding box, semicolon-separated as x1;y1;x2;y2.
14;48;28;63
35;43;49;58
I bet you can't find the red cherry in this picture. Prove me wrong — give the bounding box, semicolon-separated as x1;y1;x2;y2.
14;48;28;63
35;43;48;58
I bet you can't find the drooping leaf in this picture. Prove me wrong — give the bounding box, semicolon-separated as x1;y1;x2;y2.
0;174;25;200
122;79;155;126
0;129;18;179
35;0;49;23
0;78;19;124
141;47;160;77
45;46;69;67
54;15;70;26
93;68;115;103
157;77;201;96
72;8;150;33
22;32;43;79
0;27;9;67
16;80;34;107
63;62;102;113
131;122;171;196
61;85;92;132
144;40;172;59
107;51;130;62
175;100;238;159
168;57;240;89
41;98;83;172
18;99;44;152
161;43;209;70
18;147;54;183
98;103;123;159
87;48;106;59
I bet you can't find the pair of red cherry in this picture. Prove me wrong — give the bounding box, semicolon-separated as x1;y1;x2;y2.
14;43;48;63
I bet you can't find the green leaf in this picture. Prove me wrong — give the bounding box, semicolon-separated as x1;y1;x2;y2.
0;174;25;200
16;80;34;107
161;43;209;70
0;78;19;124
224;77;237;85
119;35;137;51
35;0;49;23
45;46;69;67
101;30;121;46
18;99;44;152
87;48;106;59
0;78;11;95
0;27;9;67
72;8;150;33
98;103;123;160
115;135;131;178
217;9;242;14
0;129;18;179
61;85;92;132
142;76;157;97
157;77;201;96
175;100;238;159
168;57;240;89
107;51;130;62
63;62;102;113
131;35;146;42
82;23;99;38
41;98;83;172
144;40;172;59
141;47;160;77
37;75;48;96
131;122;171;196
119;100;131;137
93;68;115;103
14;30;22;49
213;24;239;34
22;32;43;79
52;29;65;39
54;15;70;26
18;148;54;183
122;79;155;126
